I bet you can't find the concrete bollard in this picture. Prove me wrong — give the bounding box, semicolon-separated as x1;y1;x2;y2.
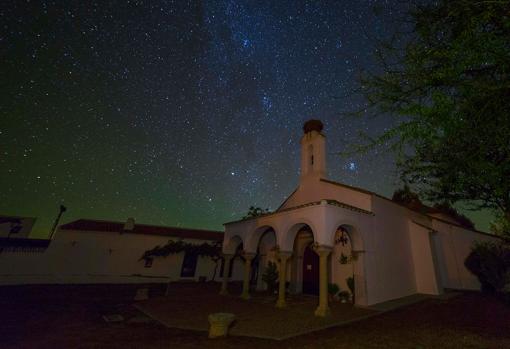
208;313;235;338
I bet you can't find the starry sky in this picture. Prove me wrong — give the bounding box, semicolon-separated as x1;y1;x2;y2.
1;1;491;238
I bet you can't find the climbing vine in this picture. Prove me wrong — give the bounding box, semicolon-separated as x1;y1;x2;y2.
141;239;223;280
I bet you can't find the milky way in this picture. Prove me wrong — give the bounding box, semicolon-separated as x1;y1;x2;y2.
5;1;489;237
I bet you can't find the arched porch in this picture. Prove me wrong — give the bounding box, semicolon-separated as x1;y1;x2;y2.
221;200;372;316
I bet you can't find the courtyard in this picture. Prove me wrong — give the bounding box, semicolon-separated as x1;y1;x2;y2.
135;282;378;339
2;283;510;348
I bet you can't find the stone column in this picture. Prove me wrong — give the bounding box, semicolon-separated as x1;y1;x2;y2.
219;254;234;295
241;253;255;300
314;245;332;317
276;251;292;308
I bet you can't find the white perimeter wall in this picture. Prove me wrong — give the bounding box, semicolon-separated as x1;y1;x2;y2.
368;196;417;304
431;219;499;291
0;229;244;285
408;221;441;295
370;196;500;303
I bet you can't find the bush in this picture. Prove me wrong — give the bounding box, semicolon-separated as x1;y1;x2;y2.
346;276;355;303
261;261;279;293
490;214;510;242
328;283;340;297
464;241;510;294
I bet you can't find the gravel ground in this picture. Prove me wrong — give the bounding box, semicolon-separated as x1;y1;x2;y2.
1;283;509;349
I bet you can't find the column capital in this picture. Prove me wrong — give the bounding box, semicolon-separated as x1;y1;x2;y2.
242;252;256;260
277;251;293;260
312;244;333;257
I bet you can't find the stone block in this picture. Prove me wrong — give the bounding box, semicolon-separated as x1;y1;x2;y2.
208;313;235;338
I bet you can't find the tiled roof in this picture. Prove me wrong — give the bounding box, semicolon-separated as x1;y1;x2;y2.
59;219;223;241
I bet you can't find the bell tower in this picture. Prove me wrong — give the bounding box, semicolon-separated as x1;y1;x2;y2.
300;119;326;181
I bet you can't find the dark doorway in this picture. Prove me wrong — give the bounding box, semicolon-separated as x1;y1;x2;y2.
180;252;198;278
302;243;319;295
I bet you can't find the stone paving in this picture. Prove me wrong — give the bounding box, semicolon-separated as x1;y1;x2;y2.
135;282;378;340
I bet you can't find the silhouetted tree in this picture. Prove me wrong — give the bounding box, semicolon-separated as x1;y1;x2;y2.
391;185;423;211
433;202;475;230
360;0;510;234
243;206;270;219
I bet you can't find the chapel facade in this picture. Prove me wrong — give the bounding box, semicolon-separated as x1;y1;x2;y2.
220;120;496;316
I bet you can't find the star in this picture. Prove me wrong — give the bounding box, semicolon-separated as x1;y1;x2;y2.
347;162;357;171
4;1;488;236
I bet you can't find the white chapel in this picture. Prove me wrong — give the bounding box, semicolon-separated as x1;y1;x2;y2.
220;120;497;316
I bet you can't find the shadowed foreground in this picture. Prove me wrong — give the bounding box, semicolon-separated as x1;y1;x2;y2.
1;283;509;348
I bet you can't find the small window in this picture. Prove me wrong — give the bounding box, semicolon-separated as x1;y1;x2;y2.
180;252;198;277
308;144;314;167
144;258;153;268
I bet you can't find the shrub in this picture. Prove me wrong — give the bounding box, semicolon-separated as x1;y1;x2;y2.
328;283;340;297
490;214;510;242
464;241;510;294
392;185;424;212
261;261;279;293
346;276;355;303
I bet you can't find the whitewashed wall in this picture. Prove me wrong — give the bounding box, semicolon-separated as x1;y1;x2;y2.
331;239;354;293
431;218;498;291
279;178;372;213
408;221;442;295
368;196;417;304
0;228;243;285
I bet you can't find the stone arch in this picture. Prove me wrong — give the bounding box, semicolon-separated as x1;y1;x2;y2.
247;227;278;291
279;219;318;252
329;222;367;306
328;221;364;252
244;225;278;253
279;221;317;294
223;235;244;255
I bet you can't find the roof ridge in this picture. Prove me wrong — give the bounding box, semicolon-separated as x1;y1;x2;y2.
60;218;222;233
319;178;377;196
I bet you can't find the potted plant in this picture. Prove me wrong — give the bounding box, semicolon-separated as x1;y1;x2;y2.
328;283;340;301
262;261;279;294
346;276;355;304
338;290;351;303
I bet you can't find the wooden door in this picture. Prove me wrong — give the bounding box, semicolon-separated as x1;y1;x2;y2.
302;243;319;295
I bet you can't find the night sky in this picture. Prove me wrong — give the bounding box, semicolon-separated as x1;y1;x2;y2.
1;1;491;238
